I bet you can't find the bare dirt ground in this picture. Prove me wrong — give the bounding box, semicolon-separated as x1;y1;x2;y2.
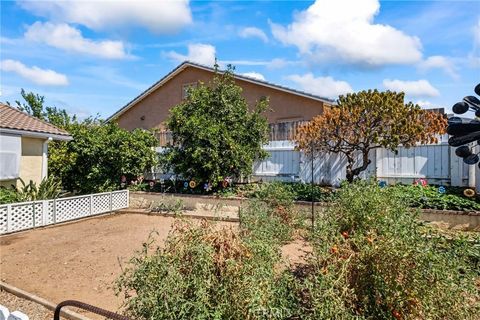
0;214;235;318
0;212;310;319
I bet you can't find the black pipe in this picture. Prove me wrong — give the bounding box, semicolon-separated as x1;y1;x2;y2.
54;300;130;320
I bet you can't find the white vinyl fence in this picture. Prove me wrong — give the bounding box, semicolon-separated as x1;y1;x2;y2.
151;139;474;187
0;190;129;235
252;140;472;187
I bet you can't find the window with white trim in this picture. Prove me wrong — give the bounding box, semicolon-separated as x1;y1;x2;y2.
182;83;197;99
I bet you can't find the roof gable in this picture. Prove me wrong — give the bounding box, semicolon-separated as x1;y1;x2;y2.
108;61;334;121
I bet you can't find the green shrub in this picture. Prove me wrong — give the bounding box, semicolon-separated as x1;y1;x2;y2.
0;187;19;204
151;199;184;215
293;181;479;319
226;182;334;203
0;176;63;204
387;184;480;211
240;200;294;246
115;220;293;319
240;182;304;245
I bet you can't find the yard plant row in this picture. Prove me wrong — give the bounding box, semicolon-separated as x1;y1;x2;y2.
132;181;480;212
116;181;479;319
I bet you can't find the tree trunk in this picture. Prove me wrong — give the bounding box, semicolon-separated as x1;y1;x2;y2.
345;150;372;183
345;154;355;183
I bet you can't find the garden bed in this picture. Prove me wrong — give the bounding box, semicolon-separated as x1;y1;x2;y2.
0;214;189;318
131;181;480;212
0;212;310;319
129;191;480;230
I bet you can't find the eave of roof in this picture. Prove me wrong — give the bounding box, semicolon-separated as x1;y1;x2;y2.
107;61;335;121
0;127;73;141
0;103;72;140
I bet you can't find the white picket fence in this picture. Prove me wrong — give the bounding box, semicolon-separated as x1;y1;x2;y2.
0;190;129;235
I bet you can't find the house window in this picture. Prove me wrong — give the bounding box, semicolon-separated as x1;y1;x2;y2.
182;83;197;99
269;120;306;141
0;133;21;180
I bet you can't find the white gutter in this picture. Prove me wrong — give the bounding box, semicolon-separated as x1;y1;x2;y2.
0;128;72;141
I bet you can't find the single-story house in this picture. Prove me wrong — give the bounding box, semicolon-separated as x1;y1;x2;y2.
0;103;72;188
108;61;334;144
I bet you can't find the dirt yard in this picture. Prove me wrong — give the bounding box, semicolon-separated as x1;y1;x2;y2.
0;212;311;319
0;214;234;317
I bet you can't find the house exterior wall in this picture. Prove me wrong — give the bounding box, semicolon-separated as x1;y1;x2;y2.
116;66;328;131
19;137;45;186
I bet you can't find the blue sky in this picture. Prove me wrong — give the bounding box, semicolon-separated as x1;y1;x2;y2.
1;0;479;119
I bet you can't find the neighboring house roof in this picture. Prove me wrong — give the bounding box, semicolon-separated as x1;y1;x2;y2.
107;61;335;121
0;103;72;140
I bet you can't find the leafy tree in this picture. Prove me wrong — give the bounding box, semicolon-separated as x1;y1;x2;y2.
53;122;158;193
11;88;77;128
295;90;447;182
10;89;158;193
163;65;269;184
14;89;45;119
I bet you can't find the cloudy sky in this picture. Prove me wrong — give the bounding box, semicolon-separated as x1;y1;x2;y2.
1;0;479;119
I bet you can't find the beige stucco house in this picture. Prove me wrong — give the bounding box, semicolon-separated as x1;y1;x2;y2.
108;61;333;143
0;103;72;188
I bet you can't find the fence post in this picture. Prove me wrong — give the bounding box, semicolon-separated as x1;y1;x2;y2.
32;202;36;227
53;199;56;223
126;190;129;208
90;194;94;215
6;204;12;233
42;200;48;226
109;192;113;212
450;145;463;186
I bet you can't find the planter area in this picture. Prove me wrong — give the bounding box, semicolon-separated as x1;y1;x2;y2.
129;191;480;230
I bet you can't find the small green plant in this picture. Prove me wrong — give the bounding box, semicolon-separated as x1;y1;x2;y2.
9;176;62;202
240;182;304;245
388;184;480;211
150;199;184;215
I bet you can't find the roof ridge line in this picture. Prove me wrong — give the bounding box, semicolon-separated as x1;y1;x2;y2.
107;60;334;121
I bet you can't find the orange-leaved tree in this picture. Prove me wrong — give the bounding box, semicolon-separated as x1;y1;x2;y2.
295;90;447;183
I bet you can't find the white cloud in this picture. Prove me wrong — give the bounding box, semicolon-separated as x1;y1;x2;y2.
414;100;444;110
241;72;266;81
24;22;130;59
415;100;434;108
0;59;68;86
166;43;216;66
270;0;422;67
418;56;458;79
239;27;268;42
19;0;192;33
383;79;439;97
286;73;353;98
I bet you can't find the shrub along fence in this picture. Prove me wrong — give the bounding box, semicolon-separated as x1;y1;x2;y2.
0;190;129;235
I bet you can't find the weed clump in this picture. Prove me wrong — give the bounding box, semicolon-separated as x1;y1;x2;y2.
293;181;479;319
